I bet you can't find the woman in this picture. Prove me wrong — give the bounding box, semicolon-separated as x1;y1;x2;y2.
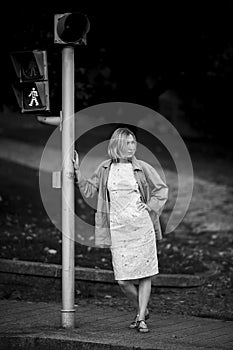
73;127;168;333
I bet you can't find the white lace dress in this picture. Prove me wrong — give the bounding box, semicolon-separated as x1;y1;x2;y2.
107;162;159;280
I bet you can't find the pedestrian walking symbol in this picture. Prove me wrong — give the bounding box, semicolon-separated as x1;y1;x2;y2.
20;82;49;112
28;87;39;106
22;60;40;80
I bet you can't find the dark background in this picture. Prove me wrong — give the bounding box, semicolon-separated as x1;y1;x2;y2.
0;1;233;150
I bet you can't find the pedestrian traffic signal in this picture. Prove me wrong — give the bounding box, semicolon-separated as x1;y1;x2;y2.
10;50;48;83
54;12;90;45
12;81;50;113
10;50;50;113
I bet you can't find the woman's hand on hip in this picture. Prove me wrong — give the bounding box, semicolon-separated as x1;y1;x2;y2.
136;200;151;212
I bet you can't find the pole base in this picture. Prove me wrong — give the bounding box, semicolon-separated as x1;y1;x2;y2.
61;309;75;328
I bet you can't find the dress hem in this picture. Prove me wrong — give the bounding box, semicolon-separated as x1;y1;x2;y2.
115;270;159;282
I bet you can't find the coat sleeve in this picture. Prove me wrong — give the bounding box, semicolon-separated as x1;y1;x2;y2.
75;165;101;198
143;163;168;215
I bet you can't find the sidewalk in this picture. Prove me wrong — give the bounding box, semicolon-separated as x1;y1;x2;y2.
0;299;233;350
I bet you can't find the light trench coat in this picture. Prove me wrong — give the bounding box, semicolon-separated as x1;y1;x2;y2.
75;156;168;248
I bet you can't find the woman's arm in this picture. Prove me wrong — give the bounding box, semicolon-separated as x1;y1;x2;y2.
73;151;100;198
74;169;100;198
143;163;169;215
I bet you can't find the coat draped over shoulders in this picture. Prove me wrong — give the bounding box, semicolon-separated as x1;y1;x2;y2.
75;157;168;247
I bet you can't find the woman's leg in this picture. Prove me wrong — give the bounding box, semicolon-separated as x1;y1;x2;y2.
138;276;152;320
117;280;139;312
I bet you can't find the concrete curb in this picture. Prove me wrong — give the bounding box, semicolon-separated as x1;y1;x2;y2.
0;258;205;288
0;334;186;350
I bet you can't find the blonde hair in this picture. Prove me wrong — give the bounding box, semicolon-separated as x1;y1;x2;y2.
108;128;136;161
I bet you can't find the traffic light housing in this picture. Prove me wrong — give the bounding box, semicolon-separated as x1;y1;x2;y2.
54;12;90;45
10;50;50;113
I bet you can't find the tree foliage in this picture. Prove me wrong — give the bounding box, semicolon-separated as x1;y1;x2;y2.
0;3;233;142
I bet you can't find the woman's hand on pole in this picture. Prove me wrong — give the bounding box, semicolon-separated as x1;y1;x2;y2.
72;150;79;170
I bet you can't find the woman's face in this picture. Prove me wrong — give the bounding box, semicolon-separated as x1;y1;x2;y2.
123;134;136;158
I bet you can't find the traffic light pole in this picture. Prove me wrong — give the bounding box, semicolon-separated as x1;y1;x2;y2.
37;12;90;329
61;46;75;328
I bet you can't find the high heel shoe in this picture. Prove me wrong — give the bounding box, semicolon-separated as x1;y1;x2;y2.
129;314;139;328
129;309;149;329
137;319;149;333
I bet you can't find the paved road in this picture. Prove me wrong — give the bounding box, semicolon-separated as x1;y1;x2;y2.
0;299;233;350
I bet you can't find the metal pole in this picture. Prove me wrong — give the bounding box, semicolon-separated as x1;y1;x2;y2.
61;46;75;328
